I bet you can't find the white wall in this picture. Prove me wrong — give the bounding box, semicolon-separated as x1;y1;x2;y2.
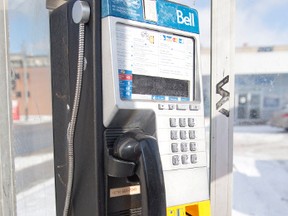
201;45;288;75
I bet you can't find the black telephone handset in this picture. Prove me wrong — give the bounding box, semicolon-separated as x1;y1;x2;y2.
113;131;166;216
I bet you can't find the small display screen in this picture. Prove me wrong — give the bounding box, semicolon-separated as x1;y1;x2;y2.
116;24;194;102
133;75;189;98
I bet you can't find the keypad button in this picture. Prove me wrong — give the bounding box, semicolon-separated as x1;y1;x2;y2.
190;104;200;111
170;118;177;127
179;118;186;127
171;143;179;153
181;155;189;164
191;154;198;164
181;142;188;152
190;142;197;151
168;104;175;110
177;104;189;110
189;130;196;139
159;104;169;110
180;130;187;140
188;118;195;127
172;155;180;166
171;130;178;140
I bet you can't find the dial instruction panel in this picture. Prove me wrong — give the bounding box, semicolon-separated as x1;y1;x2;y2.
116;23;195;102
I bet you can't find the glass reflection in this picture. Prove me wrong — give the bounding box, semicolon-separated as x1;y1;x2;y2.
8;0;55;215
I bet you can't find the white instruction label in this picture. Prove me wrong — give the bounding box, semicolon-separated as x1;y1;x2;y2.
110;185;141;198
116;24;194;81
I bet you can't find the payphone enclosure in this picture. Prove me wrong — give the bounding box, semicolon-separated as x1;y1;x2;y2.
49;0;211;215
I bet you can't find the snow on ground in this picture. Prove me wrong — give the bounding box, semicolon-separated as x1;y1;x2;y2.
14;115;52;125
15;125;288;215
233;125;288;216
234;125;288;160
15;152;53;171
17;178;56;216
233;156;288;216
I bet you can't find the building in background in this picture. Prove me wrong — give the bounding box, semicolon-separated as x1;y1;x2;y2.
202;45;288;124
10;54;51;120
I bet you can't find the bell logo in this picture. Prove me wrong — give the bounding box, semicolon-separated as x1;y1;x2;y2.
176;10;195;27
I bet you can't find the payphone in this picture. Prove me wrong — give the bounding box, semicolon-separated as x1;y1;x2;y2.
49;0;210;215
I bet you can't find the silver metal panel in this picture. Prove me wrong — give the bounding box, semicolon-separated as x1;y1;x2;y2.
164;168;209;206
102;16;209;207
0;0;16;215
210;0;235;215
102;17;203;128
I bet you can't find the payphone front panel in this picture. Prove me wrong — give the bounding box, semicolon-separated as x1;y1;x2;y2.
102;0;210;214
49;0;210;215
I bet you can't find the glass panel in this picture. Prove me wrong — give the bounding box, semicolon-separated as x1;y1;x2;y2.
233;1;288;215
194;0;211;180
8;0;56;215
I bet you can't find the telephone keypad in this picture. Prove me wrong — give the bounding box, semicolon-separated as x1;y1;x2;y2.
166;114;203;168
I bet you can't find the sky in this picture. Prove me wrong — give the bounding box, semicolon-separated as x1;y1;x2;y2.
7;0;288;55
195;0;288;47
8;0;50;55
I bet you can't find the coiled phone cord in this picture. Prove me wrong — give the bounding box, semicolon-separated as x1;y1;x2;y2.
63;22;85;216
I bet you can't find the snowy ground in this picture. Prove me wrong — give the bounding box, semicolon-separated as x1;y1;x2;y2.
233;125;288;216
15;153;53;171
17;178;56;216
15;125;288;216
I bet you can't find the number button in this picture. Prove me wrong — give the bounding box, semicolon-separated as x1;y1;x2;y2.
190;142;197;151
179;118;186;127
172;155;180;166
181;142;188;152
191;154;197;164
180;130;187;140
168;104;175;110
181;155;189;165
171;130;178;140
190;104;200;111
188;118;195;127
171;143;179;153
177;104;189;110
170;118;177;127
159;104;169;110
189;130;196;139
